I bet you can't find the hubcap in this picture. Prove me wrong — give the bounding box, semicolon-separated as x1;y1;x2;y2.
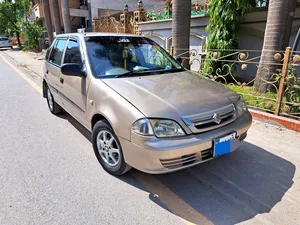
47;88;54;111
96;130;120;167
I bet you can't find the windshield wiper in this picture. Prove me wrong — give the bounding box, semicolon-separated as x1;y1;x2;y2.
115;69;152;78
115;67;184;78
115;67;165;78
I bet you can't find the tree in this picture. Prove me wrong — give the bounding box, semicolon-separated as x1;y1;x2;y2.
0;0;27;47
254;0;297;92
52;0;61;35
61;0;71;33
42;0;54;44
0;26;6;36
20;19;44;49
172;0;191;69
204;0;256;75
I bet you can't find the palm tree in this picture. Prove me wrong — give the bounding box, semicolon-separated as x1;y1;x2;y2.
61;0;71;33
254;0;297;92
52;0;61;35
172;0;192;69
41;0;53;44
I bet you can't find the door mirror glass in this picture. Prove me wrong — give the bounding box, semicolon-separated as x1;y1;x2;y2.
61;63;85;77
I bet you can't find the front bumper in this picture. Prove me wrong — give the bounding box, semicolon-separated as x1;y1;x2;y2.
120;112;252;174
0;44;12;48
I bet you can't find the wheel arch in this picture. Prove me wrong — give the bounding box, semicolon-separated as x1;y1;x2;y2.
91;113;114;131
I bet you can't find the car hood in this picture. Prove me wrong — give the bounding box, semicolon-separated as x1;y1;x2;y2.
102;71;238;118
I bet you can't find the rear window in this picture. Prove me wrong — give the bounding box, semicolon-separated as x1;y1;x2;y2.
0;37;8;41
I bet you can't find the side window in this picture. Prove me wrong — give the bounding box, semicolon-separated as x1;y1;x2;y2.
63;39;83;68
45;39;56;61
49;39;67;66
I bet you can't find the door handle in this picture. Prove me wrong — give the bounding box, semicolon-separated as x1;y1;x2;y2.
60;78;64;84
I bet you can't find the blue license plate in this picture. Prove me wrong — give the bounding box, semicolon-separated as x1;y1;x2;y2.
214;133;236;157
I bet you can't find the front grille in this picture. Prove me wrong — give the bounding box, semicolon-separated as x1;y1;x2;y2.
160;153;199;169
182;104;237;133
201;148;213;160
195;114;234;130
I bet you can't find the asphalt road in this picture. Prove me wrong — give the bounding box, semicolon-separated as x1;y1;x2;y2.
0;50;300;225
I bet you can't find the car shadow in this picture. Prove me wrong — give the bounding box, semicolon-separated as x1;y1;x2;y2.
60;113;295;225
56;113;92;142
125;142;295;224
0;48;11;51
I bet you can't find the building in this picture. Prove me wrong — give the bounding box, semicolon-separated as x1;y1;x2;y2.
29;0;89;33
90;0;166;20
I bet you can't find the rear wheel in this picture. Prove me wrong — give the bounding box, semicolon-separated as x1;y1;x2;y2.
46;85;63;114
92;120;131;175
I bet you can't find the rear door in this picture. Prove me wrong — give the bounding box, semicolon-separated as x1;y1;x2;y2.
45;38;68;105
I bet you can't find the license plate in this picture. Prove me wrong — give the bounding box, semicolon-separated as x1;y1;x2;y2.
214;133;236;157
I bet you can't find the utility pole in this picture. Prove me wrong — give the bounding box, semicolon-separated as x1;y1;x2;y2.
61;0;71;33
87;0;92;31
42;0;54;43
52;0;61;35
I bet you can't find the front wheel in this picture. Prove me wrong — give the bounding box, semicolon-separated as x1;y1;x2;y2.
92;120;131;175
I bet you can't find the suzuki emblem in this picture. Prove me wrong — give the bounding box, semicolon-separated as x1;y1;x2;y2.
212;113;222;124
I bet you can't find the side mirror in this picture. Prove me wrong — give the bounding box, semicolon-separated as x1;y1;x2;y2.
175;57;182;64
61;63;85;77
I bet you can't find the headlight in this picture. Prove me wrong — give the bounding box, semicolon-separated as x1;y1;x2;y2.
236;97;247;116
150;119;185;137
132;119;185;137
132;118;154;136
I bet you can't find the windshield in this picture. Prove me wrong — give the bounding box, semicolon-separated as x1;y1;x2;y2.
85;36;183;78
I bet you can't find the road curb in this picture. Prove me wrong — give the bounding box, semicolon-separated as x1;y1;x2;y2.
249;109;300;132
1;51;42;78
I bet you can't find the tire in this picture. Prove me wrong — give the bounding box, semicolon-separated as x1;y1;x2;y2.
10;46;13;49
92;120;131;175
46;85;63;115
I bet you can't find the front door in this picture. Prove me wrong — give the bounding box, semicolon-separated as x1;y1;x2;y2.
45;38;68;106
60;37;90;128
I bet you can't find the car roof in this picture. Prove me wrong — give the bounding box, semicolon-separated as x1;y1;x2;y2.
55;32;141;38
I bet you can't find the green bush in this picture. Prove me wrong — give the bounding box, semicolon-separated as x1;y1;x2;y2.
21;19;43;49
203;0;256;75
